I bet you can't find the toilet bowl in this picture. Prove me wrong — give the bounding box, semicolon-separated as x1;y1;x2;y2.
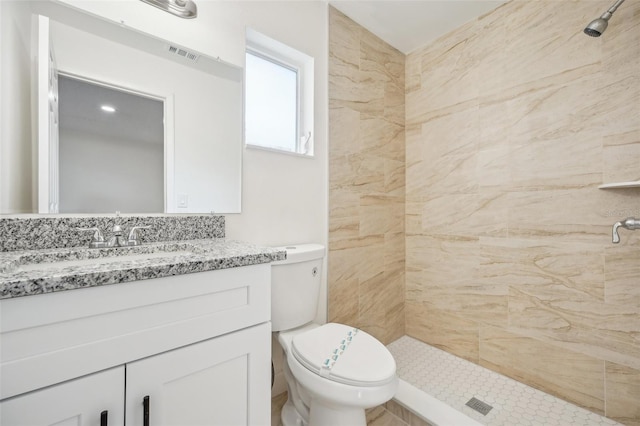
271;245;398;426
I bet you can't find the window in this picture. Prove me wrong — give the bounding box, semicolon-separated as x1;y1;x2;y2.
245;51;298;153
245;29;314;156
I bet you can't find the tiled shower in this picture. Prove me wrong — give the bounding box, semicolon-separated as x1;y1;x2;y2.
328;1;640;424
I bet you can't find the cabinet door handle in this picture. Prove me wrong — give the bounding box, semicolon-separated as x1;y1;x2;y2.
100;410;108;426
143;395;150;426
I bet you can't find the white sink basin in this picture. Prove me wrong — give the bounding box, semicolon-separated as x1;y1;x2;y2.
1;243;200;274
17;251;193;272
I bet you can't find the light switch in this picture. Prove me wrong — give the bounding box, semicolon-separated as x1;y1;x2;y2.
178;193;188;208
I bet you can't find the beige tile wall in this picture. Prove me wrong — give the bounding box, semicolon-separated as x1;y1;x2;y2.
329;0;639;423
405;0;640;423
328;6;406;345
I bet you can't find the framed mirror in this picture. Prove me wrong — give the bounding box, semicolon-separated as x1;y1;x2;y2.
1;0;243;215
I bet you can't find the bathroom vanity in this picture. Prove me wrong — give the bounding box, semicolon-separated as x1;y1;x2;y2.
0;236;284;426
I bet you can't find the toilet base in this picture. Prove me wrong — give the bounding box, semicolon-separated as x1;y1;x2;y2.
280;395;367;426
309;400;366;426
281;399;305;426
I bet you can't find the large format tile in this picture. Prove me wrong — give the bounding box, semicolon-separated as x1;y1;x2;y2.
405;300;479;363
360;116;404;163
603;130;640;184
605;362;640;426
332;1;639;424
508;285;640;370
502;1;602;91
506;188;640;243
328;6;405;344
328;248;361;327
383;400;433;426
478;237;605;301
366;405;410;426
329;106;360;158
419;192;509;238
604;244;640;307
479;326;605;414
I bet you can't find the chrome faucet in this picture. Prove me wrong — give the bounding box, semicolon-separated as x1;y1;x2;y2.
127;226;150;246
612;217;640;243
107;224;127;247
77;227;107;248
78;225;150;248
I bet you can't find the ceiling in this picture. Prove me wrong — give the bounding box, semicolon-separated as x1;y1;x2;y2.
59;75;164;145
328;0;506;54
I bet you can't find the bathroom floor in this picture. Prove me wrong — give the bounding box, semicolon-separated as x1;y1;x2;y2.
388;336;621;426
271;392;421;426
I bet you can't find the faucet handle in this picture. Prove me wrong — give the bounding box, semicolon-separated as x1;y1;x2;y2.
612;222;622;244
127;226;150;245
77;227;106;248
612;217;640;244
77;227;104;242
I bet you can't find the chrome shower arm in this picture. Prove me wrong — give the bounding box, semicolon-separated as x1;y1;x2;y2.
606;0;626;15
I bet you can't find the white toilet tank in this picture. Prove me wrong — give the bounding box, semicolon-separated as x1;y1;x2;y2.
271;244;325;332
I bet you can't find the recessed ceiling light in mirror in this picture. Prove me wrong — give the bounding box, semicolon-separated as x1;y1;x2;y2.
100;105;116;113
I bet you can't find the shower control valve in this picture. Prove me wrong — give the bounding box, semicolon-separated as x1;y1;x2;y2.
612;217;640;243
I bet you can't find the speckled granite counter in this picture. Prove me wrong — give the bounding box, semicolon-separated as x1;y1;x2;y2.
0;239;286;300
0;215;225;252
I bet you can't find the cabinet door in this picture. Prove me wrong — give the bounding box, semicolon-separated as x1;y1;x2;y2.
125;322;270;426
0;366;124;426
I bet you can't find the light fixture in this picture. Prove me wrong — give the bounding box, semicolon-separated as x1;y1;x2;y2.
139;0;197;19
100;105;116;113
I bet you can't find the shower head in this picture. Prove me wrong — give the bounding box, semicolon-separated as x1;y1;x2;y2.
583;0;625;37
139;0;197;19
584;16;610;37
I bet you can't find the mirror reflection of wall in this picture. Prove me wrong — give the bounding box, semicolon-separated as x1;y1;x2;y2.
58;75;164;213
0;0;243;215
50;17;243;214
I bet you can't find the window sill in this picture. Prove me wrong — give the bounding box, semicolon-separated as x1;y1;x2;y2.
245;143;314;158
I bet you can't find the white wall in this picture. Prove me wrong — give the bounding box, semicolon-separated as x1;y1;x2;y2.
0;1;35;214
59;129;163;213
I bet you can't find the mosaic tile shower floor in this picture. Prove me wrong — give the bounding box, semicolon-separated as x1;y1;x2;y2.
388;336;620;426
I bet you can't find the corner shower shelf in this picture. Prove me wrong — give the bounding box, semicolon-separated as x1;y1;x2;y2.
598;181;640;189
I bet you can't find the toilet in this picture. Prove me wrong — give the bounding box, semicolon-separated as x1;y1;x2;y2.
271;244;398;426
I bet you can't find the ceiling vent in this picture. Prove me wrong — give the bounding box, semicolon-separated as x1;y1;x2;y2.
167;45;199;62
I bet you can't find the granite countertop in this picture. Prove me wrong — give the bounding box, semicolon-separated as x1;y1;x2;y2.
0;239;286;300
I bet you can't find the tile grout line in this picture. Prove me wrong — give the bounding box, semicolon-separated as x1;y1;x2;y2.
603;359;607;419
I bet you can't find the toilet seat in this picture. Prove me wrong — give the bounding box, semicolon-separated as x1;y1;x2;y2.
291;323;396;387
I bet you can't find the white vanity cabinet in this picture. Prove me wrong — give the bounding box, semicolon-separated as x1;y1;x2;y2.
0;264;272;426
0;366;125;426
126;323;268;426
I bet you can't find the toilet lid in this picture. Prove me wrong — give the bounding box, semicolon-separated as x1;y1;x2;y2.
291;323;396;387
